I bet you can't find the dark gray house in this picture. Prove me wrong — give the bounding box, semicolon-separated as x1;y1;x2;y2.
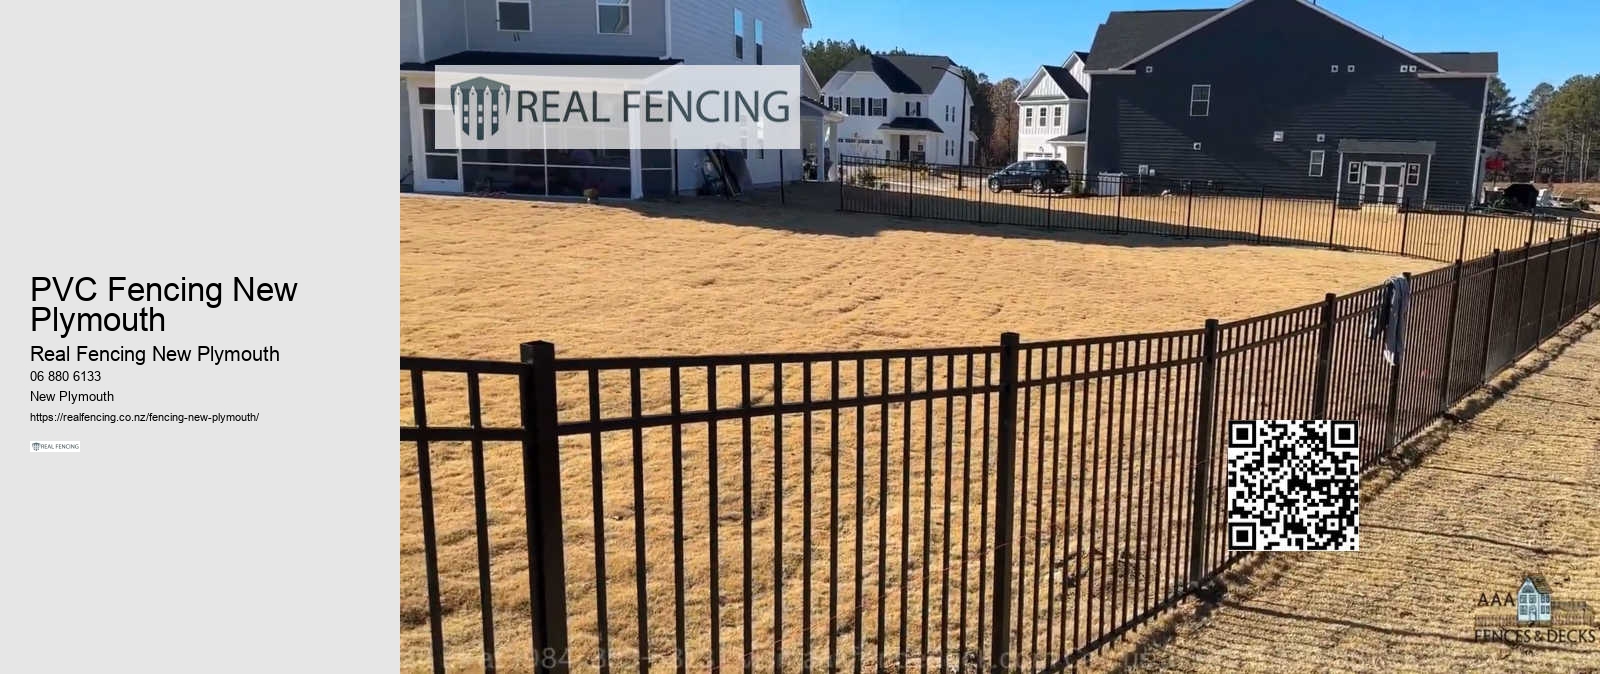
1083;0;1497;206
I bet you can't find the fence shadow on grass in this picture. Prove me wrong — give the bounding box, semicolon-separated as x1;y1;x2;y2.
621;186;1338;256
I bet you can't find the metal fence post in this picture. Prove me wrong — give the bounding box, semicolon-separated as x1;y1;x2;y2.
1327;195;1338;249
1512;243;1532;353
519;341;571;674
1184;182;1194;237
1457;204;1469;261
1538;238;1555;339
1566;215;1574;240
1115;179;1125;234
1479;249;1501;381
1437;260;1463;411
1380;273;1410;454
1311;293;1337;418
1255;186;1266;243
1186;319;1221;588
906;161;915;219
989;332;1021;674
1399;198;1411;257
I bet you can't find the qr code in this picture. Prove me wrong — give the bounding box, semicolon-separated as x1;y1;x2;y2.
1226;420;1360;551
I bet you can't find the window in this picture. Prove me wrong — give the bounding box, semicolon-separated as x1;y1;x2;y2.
913;101;921;116
1407;163;1420;186
1330;64;1339;73
754;20;764;64
869;98;885;116
1316;133;1326;143
497;0;531;31
846;97;864;115
1347;65;1355;72
1309;150;1325;177
597;0;630;34
1192;142;1202;151
1025;108;1033;127
1053;106;1062;127
1144;65;1153;73
1272;130;1284;143
1347;162;1361;184
827;96;840;112
733;9;743;59
1190;84;1210;117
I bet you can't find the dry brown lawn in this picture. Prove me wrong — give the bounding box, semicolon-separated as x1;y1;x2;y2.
1094;313;1600;673
401;193;1446;673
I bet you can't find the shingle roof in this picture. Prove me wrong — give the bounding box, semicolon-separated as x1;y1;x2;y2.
1083;9;1222;70
878;117;945;133
1082;5;1499;75
1416;51;1499;73
837;53;955;94
401;50;678;71
1041;65;1090;99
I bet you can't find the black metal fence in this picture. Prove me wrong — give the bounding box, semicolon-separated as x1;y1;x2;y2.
402;229;1600;674
837;155;1597;264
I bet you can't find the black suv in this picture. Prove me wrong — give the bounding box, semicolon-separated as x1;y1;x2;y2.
987;159;1072;194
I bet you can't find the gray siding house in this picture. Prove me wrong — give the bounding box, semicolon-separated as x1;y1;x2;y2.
400;0;814;199
1083;0;1497;207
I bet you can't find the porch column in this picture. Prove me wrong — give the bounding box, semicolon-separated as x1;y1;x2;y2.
828;122;839;181
629;114;643;199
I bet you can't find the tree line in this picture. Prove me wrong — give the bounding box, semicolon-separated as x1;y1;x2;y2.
1487;74;1600;185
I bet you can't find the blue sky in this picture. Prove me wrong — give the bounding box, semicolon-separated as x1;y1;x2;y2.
805;0;1596;102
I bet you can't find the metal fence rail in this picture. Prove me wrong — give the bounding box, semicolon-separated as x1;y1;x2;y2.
402;230;1600;674
837;155;1597;264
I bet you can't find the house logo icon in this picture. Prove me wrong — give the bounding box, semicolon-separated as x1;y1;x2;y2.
450;77;512;141
31;442;42;451
1518;575;1553;622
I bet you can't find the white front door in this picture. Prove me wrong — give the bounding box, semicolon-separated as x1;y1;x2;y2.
1360;162;1405;205
408;82;462;192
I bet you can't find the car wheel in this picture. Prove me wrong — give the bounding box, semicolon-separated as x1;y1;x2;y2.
988;178;1000;193
1031;178;1045;193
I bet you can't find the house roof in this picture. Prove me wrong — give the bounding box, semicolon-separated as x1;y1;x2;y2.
1083;2;1497;75
1523;575;1553;596
1048;132;1088;143
1072;51;1090;63
878;117;945;133
1083;9;1222;70
402;50;678;71
1041;65;1090;99
836;53;956;94
1415;51;1499;74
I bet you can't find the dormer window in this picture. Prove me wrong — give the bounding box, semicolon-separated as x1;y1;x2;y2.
497;0;532;32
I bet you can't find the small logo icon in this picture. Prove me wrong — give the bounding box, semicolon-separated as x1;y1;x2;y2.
450;77;512;141
32;442;42;451
30;440;81;453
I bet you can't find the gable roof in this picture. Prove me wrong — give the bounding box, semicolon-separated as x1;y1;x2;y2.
1084;0;1497;75
835;53;955;94
1522;576;1553;596
1072;51;1090;63
1084;9;1222;70
1041;65;1090;99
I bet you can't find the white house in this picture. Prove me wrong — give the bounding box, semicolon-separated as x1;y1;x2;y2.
821;53;976;164
399;0;815;198
1518;576;1552;623
1015;51;1090;171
